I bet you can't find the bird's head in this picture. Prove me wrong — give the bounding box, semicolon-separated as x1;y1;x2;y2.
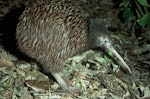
88;18;111;48
88;19;132;74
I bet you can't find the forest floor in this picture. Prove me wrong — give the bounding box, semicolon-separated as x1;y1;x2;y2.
0;0;150;99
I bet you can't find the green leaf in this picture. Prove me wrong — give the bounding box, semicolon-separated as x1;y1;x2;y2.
137;14;150;27
123;8;135;21
119;0;130;7
112;64;119;72
108;51;113;56
137;0;148;6
116;33;132;43
97;57;105;63
117;33;125;40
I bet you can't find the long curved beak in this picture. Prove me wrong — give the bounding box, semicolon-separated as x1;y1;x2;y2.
106;45;132;74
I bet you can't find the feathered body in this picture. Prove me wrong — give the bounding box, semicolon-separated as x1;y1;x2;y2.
16;0;88;73
16;0;131;92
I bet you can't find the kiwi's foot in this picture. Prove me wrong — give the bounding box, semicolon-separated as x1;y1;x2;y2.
52;72;79;93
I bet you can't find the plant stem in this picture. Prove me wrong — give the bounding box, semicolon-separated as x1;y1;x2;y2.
134;0;145;17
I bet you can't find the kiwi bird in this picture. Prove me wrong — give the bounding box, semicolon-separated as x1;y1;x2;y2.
16;0;132;92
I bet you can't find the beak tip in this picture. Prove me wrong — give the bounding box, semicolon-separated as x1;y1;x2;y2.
106;46;132;74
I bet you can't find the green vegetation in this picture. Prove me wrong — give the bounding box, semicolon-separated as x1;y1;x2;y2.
119;0;150;27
